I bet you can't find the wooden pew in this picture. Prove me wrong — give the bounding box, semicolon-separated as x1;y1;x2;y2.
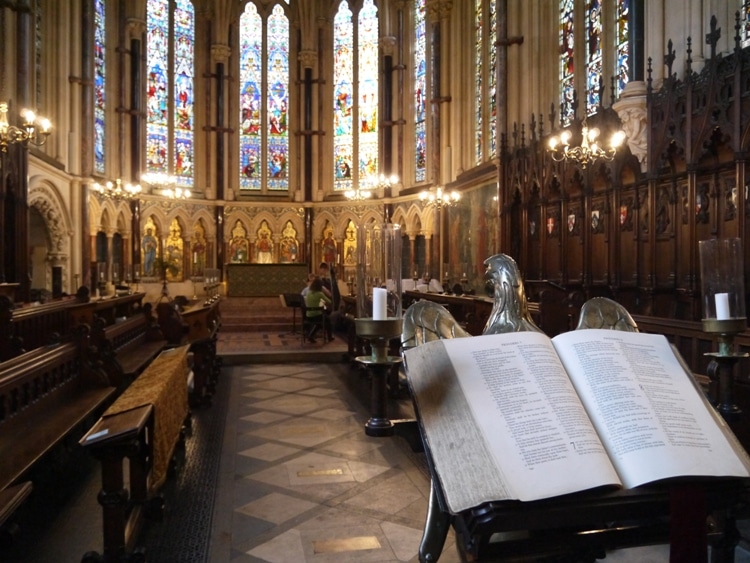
90;305;166;390
156;298;222;406
80;346;191;563
0;295;77;361
0;292;149;363
0;327;117;537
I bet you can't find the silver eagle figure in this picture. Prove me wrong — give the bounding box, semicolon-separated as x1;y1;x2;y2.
402;253;543;350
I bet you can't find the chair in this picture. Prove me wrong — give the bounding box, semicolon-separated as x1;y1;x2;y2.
301;304;328;344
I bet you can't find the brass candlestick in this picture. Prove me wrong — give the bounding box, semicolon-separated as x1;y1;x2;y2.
703;318;747;422
699;238;748;424
355;317;403;437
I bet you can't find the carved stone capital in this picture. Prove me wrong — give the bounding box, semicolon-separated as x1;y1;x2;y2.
380;36;397;57
612;81;648;172
211;44;232;65
427;0;453;22
126;18;146;38
298;50;318;68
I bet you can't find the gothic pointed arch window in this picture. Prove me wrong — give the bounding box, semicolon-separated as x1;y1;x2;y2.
474;0;498;165
333;0;380;193
146;0;195;188
94;0;106;175
558;0;630;126
239;1;290;193
414;0;427;182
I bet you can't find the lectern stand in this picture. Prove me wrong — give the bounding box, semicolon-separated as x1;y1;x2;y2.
280;293;303;335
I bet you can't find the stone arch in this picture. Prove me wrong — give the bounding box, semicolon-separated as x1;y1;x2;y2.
28;181;72;256
28;180;74;295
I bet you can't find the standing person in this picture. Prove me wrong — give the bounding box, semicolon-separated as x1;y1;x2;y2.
304;277;331;343
317;262;333;297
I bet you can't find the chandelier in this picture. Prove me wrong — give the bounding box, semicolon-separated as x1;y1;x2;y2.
92;179;142;200
141;172;190;200
419;186;461;210
548;120;626;169
0;102;52;152
366;173;399;191
163;187;191;200
345;185;374;201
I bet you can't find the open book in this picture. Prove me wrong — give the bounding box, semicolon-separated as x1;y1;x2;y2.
403;329;750;514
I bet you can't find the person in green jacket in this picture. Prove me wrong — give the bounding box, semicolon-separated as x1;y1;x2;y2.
304;277;332;343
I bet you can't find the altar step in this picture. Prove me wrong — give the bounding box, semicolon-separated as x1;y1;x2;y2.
220;296;300;334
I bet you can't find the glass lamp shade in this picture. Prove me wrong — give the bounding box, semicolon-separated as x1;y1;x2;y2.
699;238;747;324
356;223;402;319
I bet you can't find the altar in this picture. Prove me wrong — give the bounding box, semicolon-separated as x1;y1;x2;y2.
225;263;308;297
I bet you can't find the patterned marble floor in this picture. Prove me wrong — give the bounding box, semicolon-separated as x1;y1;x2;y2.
207;362;462;563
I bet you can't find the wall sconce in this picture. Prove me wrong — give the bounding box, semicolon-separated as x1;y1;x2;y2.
419;186;461;209
548;119;626;169
92;178;142;201
0;102;52;152
699;237;748;421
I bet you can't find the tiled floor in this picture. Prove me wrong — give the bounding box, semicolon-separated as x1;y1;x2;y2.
5;356;750;562
208;362;454;563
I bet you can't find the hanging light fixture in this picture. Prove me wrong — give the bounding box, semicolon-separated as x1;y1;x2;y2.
548;119;626;169
92;178;142;200
419;186;461;210
345;185;374;201
0;102;52;152
366;173;399;191
163;186;191;200
141;172;190;200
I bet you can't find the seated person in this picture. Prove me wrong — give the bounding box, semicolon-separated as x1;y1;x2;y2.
304;277;332;343
301;273;317;298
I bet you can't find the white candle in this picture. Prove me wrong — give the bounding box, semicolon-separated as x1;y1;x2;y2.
373;287;388;320
715;292;731;320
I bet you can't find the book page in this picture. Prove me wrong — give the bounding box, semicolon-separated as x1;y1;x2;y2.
405;332;621;511
552;329;750;488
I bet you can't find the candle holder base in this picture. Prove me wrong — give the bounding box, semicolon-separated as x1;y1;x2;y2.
355;318;403;437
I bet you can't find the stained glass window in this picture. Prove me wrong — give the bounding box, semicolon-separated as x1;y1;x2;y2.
173;0;194;186
239;2;289;192
239;5;262;190
94;0;106;175
559;0;630;124
267;6;289;191
744;0;750;45
414;0;427;182
146;0;194;188
560;0;575;126
586;0;603;115
333;2;354;192
475;0;483;163
358;0;379;184
475;0;498;165
489;0;497;157
616;0;630;96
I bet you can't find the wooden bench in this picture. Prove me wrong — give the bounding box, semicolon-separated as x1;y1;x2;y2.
91;305;166;390
0;329;117;538
156;299;222;406
80;345;191;563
